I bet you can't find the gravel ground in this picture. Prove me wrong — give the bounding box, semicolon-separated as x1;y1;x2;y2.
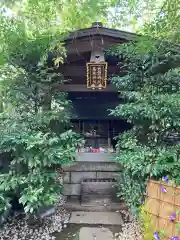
0;197;143;240
114;210;143;240
0;197;70;240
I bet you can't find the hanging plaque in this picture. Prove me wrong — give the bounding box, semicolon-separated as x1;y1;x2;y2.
86;62;108;89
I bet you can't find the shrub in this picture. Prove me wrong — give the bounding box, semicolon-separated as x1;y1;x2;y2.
108;39;180;215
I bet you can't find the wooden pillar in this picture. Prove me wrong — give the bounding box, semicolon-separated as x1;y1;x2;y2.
82;121;84;134
108;120;111;148
78;120;81;133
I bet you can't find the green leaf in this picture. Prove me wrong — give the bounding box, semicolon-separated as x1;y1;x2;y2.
0;55;5;65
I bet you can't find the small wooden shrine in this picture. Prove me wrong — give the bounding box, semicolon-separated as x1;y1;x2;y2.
57;22;137;152
55;23;138;202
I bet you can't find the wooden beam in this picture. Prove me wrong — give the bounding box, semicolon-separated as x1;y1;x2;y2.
58;65;120;77
58;84;117;92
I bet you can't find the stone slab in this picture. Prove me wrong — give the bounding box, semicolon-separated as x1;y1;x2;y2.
69;211;123;225
63;184;81;196
97;172;120;179
76;153;116;162
62;162;122;172
81;181;116;195
63;172;70;183
71;172;96;184
65;198;127;212
79;227;113;240
81;196;119;207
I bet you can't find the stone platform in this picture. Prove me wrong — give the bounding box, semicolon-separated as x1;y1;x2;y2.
62;153;122;199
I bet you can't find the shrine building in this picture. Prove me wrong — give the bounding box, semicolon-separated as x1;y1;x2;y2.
57;22;138;208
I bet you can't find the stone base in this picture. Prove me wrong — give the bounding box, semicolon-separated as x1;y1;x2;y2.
62;154;122;206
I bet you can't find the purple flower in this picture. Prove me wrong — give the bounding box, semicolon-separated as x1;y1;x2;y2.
161;186;167;193
171;237;179;240
162;176;168;183
170;212;176;221
154;232;160;240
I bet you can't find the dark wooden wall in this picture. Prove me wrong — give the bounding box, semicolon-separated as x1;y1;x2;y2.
56;35;125;87
68;92;121;120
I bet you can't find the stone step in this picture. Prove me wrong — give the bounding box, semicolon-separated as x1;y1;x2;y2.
69;211;123;225
79;227;113;240
75;153;117;163
81;196;119;207
64;198;127;212
62;161;121;172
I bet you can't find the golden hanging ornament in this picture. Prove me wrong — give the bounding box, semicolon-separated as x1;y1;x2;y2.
86;62;108;89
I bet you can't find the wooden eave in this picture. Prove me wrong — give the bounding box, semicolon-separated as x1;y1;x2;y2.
64;26;139;42
64;26;180;53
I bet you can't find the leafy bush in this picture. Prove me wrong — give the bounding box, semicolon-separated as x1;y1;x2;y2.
116;168;147;216
108;40;180;215
0;55;83;216
0;192;11;215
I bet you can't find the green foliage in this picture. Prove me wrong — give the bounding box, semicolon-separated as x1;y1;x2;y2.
0;0;120;35
0;0;179;221
142;0;180;43
117;168;147;216
0;0;171;34
0;68;83;215
107;0;165;31
0;0;88;216
176;223;180;233
0;192;11;215
0;63;84;215
109;40;180;215
139;204;154;240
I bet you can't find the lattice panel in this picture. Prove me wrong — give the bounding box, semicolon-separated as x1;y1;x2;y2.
146;180;180;239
